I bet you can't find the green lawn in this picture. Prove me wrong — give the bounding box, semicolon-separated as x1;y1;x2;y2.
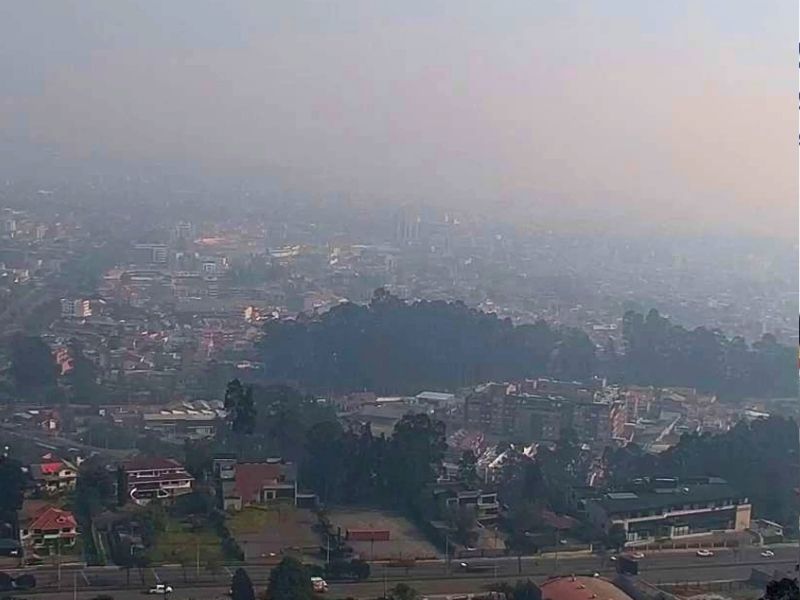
146;517;225;566
227;506;284;535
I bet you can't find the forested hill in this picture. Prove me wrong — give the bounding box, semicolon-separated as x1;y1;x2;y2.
259;289;595;394
619;309;796;398
258;290;795;398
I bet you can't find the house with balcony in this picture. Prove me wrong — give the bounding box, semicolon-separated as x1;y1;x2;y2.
120;457;194;506
433;487;500;523
19;501;78;554
29;454;78;495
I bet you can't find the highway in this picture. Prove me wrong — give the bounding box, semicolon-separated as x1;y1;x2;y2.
5;545;797;599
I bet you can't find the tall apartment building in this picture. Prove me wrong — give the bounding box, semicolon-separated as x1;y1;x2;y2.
61;298;91;318
464;380;624;446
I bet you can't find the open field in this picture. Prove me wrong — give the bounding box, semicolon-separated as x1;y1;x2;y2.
229;506;318;562
327;507;439;560
146;517;225;567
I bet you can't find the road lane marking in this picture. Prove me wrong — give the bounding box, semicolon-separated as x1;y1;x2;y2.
225;566;233;576
152;567;160;582
82;570;91;586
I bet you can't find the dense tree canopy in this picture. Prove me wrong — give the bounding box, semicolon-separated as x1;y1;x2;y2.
260;294;792;398
620;309;795;398
607;417;800;526
267;557;313;600
260;289;594;394
10;334;57;390
0;456;24;514
231;568;255;600
224;379;257;435
301;413;447;508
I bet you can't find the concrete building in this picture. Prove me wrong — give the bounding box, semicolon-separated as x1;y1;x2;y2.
464;381;624;445
61;298;91;318
586;477;751;544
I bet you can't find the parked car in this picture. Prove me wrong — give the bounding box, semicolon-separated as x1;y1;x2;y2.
761;550;775;558
148;584;173;594
696;549;714;558
630;552;645;560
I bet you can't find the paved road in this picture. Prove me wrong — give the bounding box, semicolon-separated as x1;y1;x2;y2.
6;545;796;598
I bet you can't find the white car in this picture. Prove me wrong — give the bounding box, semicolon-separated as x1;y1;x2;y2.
310;577;328;593
696;549;714;558
149;584;174;594
761;550;775;558
630;552;645;560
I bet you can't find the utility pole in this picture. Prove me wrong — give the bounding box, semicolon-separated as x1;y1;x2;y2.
326;535;331;565
553;529;559;576
382;564;387;599
196;541;200;578
444;533;449;574
73;571;77;600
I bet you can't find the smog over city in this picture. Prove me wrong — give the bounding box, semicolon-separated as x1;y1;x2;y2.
0;3;796;600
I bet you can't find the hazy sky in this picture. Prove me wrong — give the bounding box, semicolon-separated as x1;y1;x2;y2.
0;1;795;238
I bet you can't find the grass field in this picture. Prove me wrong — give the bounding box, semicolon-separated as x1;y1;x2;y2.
228;506;281;535
227;506;319;562
146;517;225;567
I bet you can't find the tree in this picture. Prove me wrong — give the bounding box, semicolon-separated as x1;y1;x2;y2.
389;583;420;600
225;379;257;435
231;568;255;600
64;339;99;403
511;580;542;600
349;559;370;581
259;291;594;394
0;456;24;514
448;504;478;547
606;524;627;552
457;450;478;486
10;334;57;390
267;557;313;600
386;414;447;506
762;578;799;600
75;459;115;518
302;420;345;502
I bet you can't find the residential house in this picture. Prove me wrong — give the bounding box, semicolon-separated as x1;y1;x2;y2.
19;501;78;554
216;459;297;511
30;454;78;495
120;457;194;506
433;486;500;523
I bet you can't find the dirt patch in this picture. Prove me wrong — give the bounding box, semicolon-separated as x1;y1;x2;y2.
327;508;438;560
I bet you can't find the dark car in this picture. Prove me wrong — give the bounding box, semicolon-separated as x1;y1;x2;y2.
458;562;492;573
12;574;36;590
0;573;12;592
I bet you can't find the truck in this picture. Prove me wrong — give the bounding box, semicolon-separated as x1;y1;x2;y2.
616;556;639;576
